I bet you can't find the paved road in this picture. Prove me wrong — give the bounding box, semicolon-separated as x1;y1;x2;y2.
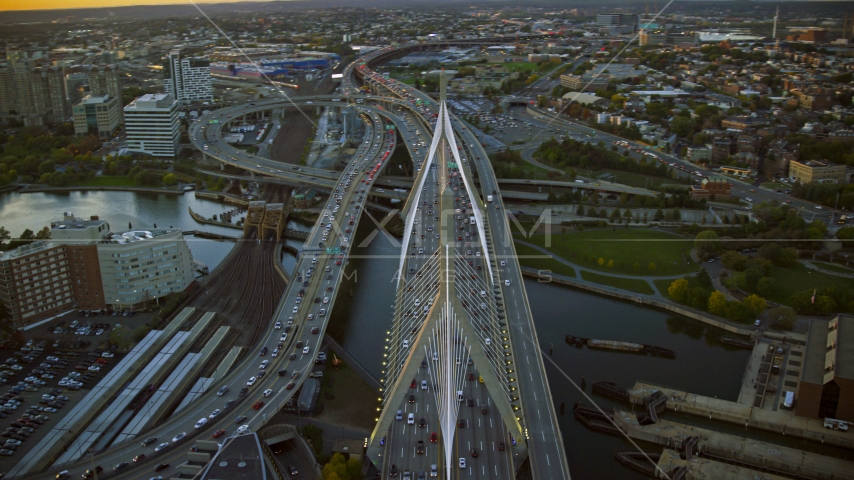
21;108;395;480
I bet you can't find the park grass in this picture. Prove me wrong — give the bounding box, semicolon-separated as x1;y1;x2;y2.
520;228;697;276
513;241;576;278
71;176;137;187
504;61;540;73
580;270;655;295
593;168;689;189
810;261;854;274
766;263;854;305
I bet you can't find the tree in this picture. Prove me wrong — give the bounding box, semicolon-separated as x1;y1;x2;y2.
35;226;50;240
743;294;767;316
0;226;9;245
694;230;719;258
668;278;690;303
708;291;728;316
607;259;614;268
768;306;797;331
837;226;854;240
322;453;350;480
724;300;753;323
162;173;178;186
721;251;747;271
598;257;605;266
109;325;132;352
756;277;777;298
648;262;656;272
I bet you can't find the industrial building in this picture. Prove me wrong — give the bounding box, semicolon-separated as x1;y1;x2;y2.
796;316;854;423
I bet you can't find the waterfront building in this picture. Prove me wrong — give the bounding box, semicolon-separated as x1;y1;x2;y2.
97;228;195;309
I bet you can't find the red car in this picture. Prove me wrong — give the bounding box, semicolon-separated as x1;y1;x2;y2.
212;429;227;439
252;401;264;410
468;373;474;381
430;432;437;443
286;382;295;390
336;261;342;265
410;379;417;388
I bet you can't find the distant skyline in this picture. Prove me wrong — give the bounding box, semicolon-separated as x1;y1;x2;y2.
1;0;295;12
0;0;844;13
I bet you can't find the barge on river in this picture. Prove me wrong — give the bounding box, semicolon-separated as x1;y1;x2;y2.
565;335;675;358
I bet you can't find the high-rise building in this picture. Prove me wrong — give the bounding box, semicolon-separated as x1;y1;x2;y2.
596;13;639;30
86;65;121;99
72;95;122;139
163;48;213;105
98;228;195;309
124;93;181;157
0;57;41;125
32;65;70;124
0;241;75;328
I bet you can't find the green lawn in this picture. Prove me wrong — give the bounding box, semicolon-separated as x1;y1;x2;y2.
513;241;576;278
520;228;697;276
766;263;854;305
580;270;655;295
810;261;854;274
71;176;137;187
504;61;540;73
761;182;789;191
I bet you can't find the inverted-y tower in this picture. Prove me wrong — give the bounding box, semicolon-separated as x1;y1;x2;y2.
367;72;525;478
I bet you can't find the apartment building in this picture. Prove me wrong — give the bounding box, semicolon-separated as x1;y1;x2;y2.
32;65;70;125
163;48;213;105
788;159;846;185
0;242;74;328
51;213;111;311
72;95;122;139
124;93;181;157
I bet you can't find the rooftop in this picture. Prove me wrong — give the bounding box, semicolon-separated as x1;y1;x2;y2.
802;315;854;385
105;229;179;244
78;94;113;105
0;241;56;261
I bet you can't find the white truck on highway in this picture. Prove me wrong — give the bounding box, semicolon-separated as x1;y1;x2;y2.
470;216;476;225
487;195;493;202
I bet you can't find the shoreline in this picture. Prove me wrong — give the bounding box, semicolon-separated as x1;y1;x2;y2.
520;267;806;344
17;185;188;195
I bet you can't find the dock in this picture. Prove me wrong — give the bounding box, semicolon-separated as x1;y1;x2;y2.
591;381;630;403
565;334;676;358
613;411;854;480
630;381;854;450
655;448;791;480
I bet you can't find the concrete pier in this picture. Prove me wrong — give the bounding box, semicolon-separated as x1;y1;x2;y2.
629;381;854;449
655;448;791;480
614;411;854;480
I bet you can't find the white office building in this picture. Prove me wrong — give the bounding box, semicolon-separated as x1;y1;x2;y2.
164;48;213;105
124;93;181;157
97;228;194;309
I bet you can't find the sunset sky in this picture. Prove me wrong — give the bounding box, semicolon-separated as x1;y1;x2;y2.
1;0;262;11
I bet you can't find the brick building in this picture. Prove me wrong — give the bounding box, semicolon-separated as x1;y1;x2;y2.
796;315;854;423
0;242;75;328
712;136;734;163
690;176;732;199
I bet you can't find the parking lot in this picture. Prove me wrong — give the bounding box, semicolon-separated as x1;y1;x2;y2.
0;310;142;472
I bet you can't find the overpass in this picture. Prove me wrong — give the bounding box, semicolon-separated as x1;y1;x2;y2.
17;40;567;480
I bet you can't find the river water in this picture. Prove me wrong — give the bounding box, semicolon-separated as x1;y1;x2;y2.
2;191;843;478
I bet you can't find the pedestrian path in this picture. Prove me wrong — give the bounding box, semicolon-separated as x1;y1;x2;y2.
513;239;687;298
